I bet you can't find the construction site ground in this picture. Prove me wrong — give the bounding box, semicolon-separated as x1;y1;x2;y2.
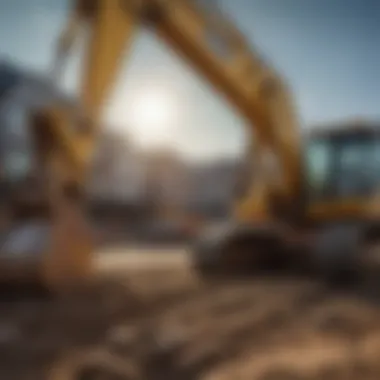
2;245;380;380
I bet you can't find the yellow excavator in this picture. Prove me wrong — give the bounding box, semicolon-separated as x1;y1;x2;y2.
194;119;380;280
0;0;379;292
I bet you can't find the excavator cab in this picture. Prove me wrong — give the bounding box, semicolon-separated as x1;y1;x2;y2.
193;122;380;280
305;122;380;221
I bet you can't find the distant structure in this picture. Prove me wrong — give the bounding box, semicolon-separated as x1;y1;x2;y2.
141;148;242;219
141;148;189;215
0;60;75;183
186;159;242;218
88;130;146;205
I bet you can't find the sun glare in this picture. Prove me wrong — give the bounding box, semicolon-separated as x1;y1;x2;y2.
126;86;177;145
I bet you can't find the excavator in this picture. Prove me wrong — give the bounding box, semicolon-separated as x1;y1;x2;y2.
0;0;379;292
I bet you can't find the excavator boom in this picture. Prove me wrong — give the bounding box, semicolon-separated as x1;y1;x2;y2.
53;0;303;213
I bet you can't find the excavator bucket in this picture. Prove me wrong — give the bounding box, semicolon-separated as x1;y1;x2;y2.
0;186;94;293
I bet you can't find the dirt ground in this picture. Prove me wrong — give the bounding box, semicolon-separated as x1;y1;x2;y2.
1;247;380;379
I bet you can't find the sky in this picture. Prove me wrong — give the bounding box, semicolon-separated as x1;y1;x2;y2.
0;0;379;162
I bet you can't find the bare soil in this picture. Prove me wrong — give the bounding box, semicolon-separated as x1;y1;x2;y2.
1;249;380;379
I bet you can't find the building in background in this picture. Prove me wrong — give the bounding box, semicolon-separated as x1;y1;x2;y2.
141;148;189;216
186;159;242;218
141;148;242;220
88;130;146;205
0;60;75;183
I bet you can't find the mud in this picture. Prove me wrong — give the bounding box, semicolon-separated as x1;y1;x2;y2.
1;253;380;380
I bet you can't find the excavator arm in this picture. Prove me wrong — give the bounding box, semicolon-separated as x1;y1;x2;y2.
50;0;303;219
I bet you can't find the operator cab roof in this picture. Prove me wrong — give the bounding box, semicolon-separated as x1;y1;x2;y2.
307;118;380;140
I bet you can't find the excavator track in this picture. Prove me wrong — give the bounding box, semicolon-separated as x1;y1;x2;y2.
191;221;313;283
191;221;369;287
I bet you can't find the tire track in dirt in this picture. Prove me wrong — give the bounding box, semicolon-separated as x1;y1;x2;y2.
2;249;380;379
116;268;380;380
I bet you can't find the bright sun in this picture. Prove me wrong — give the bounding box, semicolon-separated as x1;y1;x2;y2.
127;87;177;145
